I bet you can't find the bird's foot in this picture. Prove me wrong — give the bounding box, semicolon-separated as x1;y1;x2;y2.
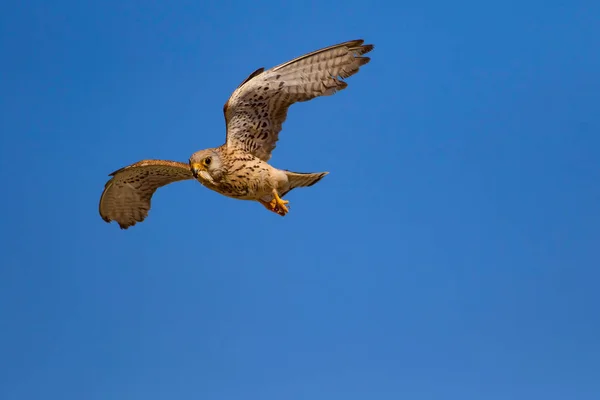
258;190;289;216
271;189;289;216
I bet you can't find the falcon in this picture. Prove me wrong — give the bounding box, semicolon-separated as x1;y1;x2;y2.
99;39;374;229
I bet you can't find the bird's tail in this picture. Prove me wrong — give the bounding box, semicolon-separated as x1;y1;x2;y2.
282;170;329;196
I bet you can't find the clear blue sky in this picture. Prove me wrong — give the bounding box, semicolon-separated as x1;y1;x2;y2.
1;1;599;399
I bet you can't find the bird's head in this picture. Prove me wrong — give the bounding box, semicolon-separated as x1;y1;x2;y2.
189;149;223;184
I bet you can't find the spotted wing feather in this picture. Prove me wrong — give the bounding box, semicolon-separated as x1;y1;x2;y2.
99;160;193;229
224;39;374;161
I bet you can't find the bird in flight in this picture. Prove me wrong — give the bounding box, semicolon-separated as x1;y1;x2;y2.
99;39;374;229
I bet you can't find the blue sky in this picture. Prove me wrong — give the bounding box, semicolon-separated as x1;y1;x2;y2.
1;0;599;399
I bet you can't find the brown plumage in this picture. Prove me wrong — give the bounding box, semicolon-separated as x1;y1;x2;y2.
99;39;374;229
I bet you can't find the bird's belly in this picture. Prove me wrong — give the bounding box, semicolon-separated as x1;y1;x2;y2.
209;175;273;201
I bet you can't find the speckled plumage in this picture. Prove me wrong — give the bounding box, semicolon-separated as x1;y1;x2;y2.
99;39;374;229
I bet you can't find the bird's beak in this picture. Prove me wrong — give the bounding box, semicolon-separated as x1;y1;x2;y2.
191;163;202;179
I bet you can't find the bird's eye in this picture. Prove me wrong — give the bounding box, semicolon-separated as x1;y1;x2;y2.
203;157;212;166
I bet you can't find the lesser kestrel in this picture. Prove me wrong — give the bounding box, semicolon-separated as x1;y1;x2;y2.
99;39;374;229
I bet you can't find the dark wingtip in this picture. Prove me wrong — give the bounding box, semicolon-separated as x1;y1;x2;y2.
362;44;375;53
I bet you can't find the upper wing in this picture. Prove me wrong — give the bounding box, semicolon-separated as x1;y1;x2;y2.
99;160;194;229
223;39;374;161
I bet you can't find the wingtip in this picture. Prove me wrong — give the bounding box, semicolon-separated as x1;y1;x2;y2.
350;42;374;55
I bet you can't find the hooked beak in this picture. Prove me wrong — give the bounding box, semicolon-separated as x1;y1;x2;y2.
191;163;202;179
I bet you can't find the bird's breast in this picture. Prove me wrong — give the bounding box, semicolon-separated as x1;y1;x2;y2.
209;163;274;200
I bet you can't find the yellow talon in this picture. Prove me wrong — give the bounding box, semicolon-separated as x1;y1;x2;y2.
258;190;289;216
271;189;289;216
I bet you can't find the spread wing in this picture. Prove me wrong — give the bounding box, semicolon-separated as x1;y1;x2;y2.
99;160;194;229
223;39;374;161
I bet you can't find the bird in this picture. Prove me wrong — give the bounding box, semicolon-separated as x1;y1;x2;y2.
99;39;374;229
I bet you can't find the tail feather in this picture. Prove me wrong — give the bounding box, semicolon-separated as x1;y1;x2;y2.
282;170;329;196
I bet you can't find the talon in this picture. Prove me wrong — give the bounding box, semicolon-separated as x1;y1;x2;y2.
259;199;276;213
259;190;290;216
271;189;289;216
